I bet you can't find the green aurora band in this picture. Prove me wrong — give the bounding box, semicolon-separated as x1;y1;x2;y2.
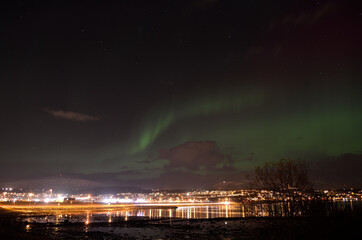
132;86;265;153
127;79;362;172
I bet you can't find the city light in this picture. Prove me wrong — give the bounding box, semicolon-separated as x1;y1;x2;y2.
0;187;360;206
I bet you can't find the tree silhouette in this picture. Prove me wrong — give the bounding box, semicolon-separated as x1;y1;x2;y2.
251;158;314;217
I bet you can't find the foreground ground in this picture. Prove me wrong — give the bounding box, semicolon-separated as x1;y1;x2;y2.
1;207;361;239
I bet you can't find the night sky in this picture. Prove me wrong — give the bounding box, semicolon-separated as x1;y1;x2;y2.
1;0;361;190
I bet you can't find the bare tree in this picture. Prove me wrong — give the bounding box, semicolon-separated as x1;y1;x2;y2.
251;158;314;217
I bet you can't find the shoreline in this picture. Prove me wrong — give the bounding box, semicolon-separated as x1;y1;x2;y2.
1;207;361;240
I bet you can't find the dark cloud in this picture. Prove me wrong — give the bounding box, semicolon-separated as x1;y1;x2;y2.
159;141;234;171
138;159;153;164
152;170;211;189
66;170;142;181
311;154;362;188
142;169;249;190
44;109;99;122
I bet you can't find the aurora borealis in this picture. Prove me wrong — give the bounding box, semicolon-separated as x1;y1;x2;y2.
0;0;361;190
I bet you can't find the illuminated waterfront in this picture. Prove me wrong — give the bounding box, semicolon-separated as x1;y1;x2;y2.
1;186;361;233
0;204;278;228
2;187;360;205
1;203;271;224
1;197;361;239
1;186;361;225
3;200;359;226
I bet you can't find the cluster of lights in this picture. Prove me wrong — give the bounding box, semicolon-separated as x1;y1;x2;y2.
102;198;133;204
1;187;361;205
43;196;64;203
102;198;148;204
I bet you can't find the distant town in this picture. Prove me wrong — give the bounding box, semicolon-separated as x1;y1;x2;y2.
1;187;361;205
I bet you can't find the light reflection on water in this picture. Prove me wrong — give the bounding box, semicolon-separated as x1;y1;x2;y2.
20;201;360;225
21;204;270;224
